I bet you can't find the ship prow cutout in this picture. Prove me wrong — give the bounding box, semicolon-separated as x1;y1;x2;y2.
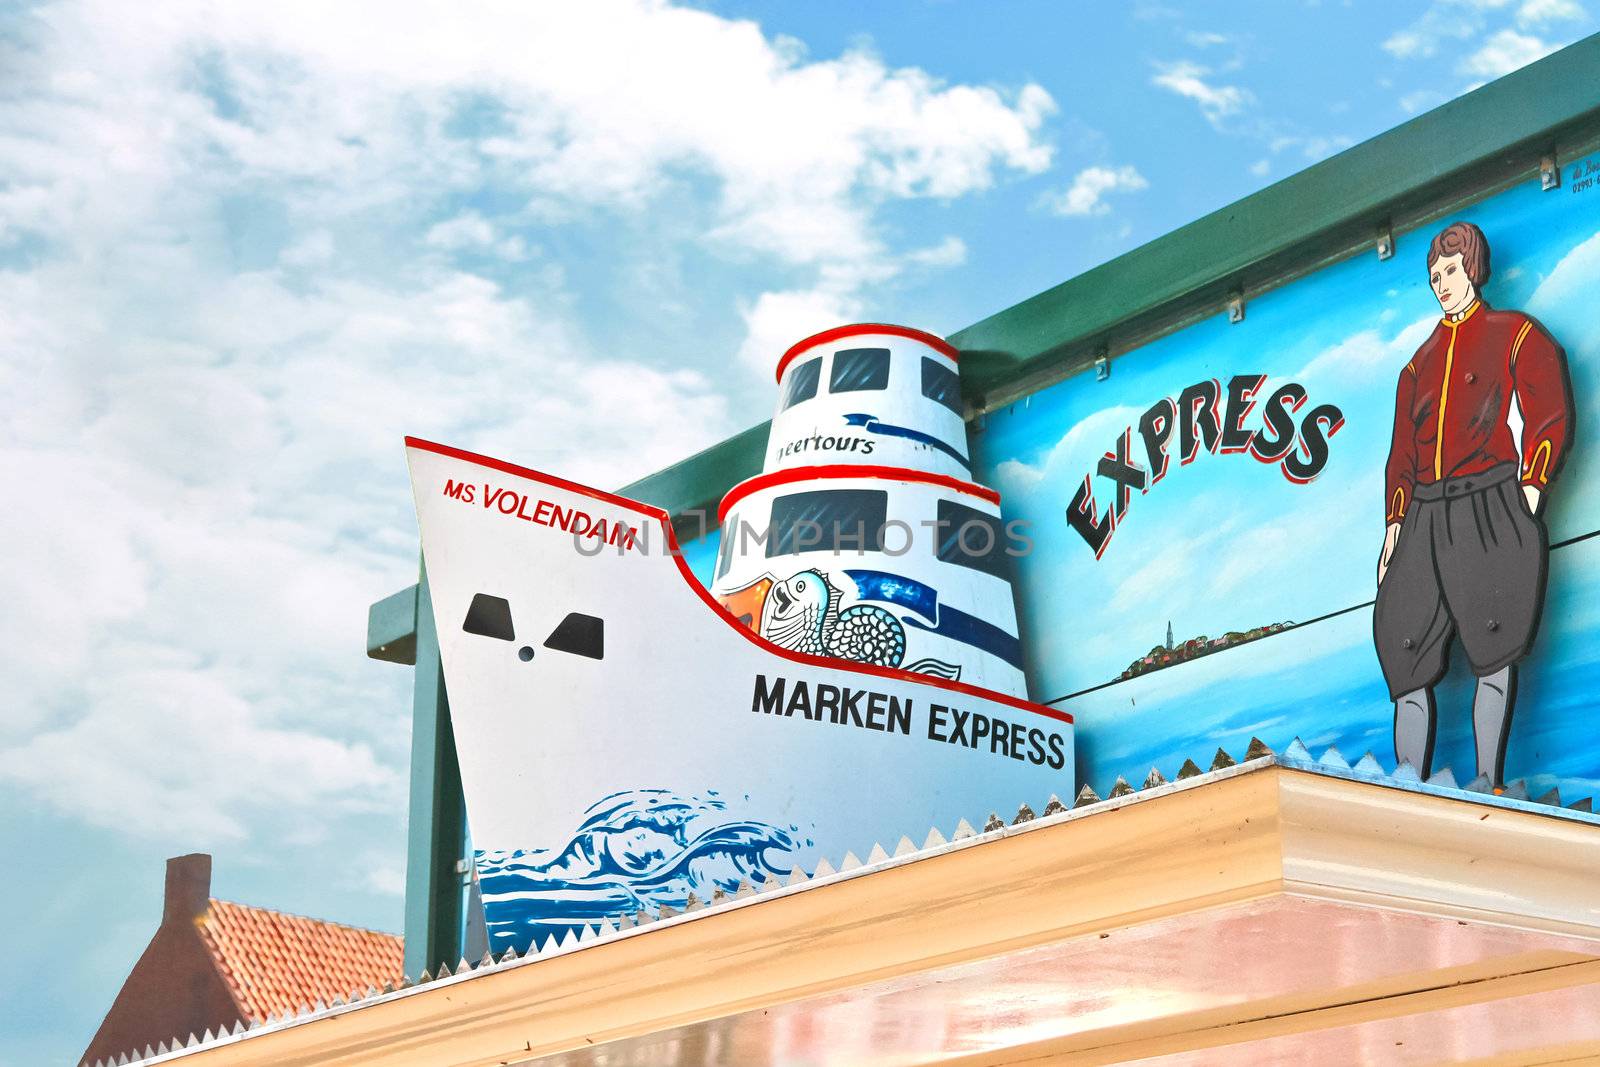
406;433;1074;954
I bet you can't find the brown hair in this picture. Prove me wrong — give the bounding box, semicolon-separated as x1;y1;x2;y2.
1427;221;1490;287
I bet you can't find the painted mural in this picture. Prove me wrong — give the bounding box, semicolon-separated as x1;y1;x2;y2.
1374;221;1571;787
967;155;1600;797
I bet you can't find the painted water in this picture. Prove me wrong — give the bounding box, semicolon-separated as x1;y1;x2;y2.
476;788;801;953
1058;535;1600;798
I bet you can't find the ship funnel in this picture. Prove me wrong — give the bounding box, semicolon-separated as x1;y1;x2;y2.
711;324;1030;698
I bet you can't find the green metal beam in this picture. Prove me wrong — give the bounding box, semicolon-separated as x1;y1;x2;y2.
402;568;467;978
366;583;419;665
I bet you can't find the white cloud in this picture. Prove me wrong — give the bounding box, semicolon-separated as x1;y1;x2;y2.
905;235;968;269
1382;29;1433;59
1150;61;1252;127
426;213;531;261
0;262;735;839
1382;0;1575;74
1292;315;1437;389
426;213;496;251
281;230;335;267
1528;229;1600;315
1269;133;1355;161
735;288;861;376
422;211;532;262
1041;165;1150;217
1185;31;1231;47
1381;0;1518;59
1399;89;1445;114
1527;228;1600;360
1206;715;1286;741
4;0;1054;356
1107;513;1239;615
991;405;1144;498
1517;0;1585;24
1249;159;1271;177
0;0;1057;855
1461;28;1558;78
362;863;408;897
0;668;400;842
1100;472;1375;641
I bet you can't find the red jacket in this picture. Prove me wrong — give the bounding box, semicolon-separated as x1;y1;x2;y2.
1384;301;1570;522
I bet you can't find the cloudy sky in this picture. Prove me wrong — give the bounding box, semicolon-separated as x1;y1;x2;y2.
2;1;1596;1061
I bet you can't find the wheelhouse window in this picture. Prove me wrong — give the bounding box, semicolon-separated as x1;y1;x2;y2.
935;499;1010;580
781;356;822;409
767;488;888;557
829;347;890;393
921;356;962;415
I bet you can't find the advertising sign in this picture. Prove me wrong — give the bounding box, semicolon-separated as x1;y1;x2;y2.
973;159;1600;797
407;439;1073;955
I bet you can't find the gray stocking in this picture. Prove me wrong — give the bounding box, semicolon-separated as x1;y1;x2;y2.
1473;665;1517;787
1394;688;1436;777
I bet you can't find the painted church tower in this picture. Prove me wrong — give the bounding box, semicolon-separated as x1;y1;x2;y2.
711;324;1030;698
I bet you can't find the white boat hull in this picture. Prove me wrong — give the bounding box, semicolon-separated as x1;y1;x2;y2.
407;438;1074;956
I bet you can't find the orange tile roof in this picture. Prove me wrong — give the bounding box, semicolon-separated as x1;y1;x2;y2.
196;899;405;1021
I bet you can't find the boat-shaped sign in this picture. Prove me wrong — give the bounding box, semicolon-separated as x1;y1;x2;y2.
407;437;1074;955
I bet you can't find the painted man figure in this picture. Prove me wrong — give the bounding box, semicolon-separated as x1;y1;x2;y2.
1375;221;1572;787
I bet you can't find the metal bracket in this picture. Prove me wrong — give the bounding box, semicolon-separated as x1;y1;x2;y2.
1376;225;1395;261
1227;292;1245;324
1095;348;1109;381
1541;153;1561;191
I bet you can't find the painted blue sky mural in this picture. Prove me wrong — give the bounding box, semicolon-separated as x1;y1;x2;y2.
974;158;1600;794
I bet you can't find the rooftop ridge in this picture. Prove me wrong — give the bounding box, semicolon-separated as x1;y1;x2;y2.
196;896;404;1026
201;897;402;939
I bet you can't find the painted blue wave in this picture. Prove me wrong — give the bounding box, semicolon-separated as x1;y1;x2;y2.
476;788;801;954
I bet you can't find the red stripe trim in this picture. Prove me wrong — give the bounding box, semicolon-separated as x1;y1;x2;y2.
404;437;1068;724
718;464;1001;523
775;323;959;383
405;436;668;523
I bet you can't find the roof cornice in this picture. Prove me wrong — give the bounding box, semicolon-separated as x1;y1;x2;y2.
110;758;1600;1066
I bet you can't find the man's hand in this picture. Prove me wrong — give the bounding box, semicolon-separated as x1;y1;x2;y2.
1523;483;1542;517
1377;522;1402;586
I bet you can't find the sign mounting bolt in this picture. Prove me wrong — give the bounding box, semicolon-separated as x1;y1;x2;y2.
1541;154;1560;191
1095;348;1109;381
1377;225;1394;261
1227;292;1245;324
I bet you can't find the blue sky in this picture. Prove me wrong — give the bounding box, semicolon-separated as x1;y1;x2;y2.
1;2;1596;1062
